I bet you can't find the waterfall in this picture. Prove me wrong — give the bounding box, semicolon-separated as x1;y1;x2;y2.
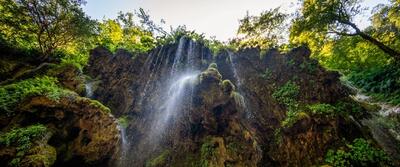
228;52;253;118
85;82;94;98
151;73;198;137
117;37;202;166
351;90;400;162
116;125;129;167
149;38;199;139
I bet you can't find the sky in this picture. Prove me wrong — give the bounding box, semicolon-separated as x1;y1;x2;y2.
82;0;386;41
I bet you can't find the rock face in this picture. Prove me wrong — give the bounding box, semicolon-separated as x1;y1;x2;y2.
0;93;120;167
86;37;372;166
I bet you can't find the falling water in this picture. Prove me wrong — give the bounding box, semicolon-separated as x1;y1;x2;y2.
149;38;199;139
228;52;253;118
350;89;400;163
152;73;198;135
85;82;94;98
117;37;202;166
116;125;129;167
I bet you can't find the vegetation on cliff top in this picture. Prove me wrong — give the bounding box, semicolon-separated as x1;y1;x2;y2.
0;76;71;115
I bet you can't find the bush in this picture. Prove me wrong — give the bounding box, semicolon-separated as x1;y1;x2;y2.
0;124;48;167
272;81;301;127
346;65;400;105
0;76;70;115
308;103;336;116
272;81;300;108
325;138;391;167
118;116;129;128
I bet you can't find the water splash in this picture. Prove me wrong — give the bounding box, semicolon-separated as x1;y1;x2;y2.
156;73;198;131
350;89;400;162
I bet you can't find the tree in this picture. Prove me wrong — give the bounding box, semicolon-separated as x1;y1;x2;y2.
0;0;94;60
95;13;156;53
236;7;288;49
291;0;400;62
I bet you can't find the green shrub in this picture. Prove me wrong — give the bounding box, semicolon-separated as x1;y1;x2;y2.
272;81;300;110
325;138;390;167
334;100;363;116
346;65;400;105
0;124;49;167
272;81;301;127
308;103;336;116
118;116;129;128
0;76;70;115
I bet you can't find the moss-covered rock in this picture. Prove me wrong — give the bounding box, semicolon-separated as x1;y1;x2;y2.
21;145;57;167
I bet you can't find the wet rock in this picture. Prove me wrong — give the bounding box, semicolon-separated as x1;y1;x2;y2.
1;93;120;166
85;40;372;166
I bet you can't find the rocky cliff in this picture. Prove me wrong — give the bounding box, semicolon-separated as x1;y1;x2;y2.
85;37;385;166
0;48;120;167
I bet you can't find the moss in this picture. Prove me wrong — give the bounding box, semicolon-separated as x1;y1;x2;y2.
226;141;243;154
88;99;111;113
200;67;222;82
118;116;129;128
21;145;57;167
221;80;235;93
308;103;336;116
208;63;218;69
231;92;246;109
0;76;71;115
0;124;49;167
200;139;216;159
146;150;170;167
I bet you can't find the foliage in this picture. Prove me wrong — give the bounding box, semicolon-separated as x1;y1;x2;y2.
0;124;48;167
118;116;129;128
0;76;69;115
291;0;400;64
308;103;336;116
272;81;301;127
88;99;111;113
325;138;390;167
272;81;300;109
346;65;400;105
95;18;156;54
236;7;288;49
0;0;95;59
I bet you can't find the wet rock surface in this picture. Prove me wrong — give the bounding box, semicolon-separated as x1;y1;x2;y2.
0;93;120;167
85;38;378;166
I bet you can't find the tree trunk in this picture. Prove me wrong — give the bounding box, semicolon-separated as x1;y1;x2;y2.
358;32;400;63
342;20;400;63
